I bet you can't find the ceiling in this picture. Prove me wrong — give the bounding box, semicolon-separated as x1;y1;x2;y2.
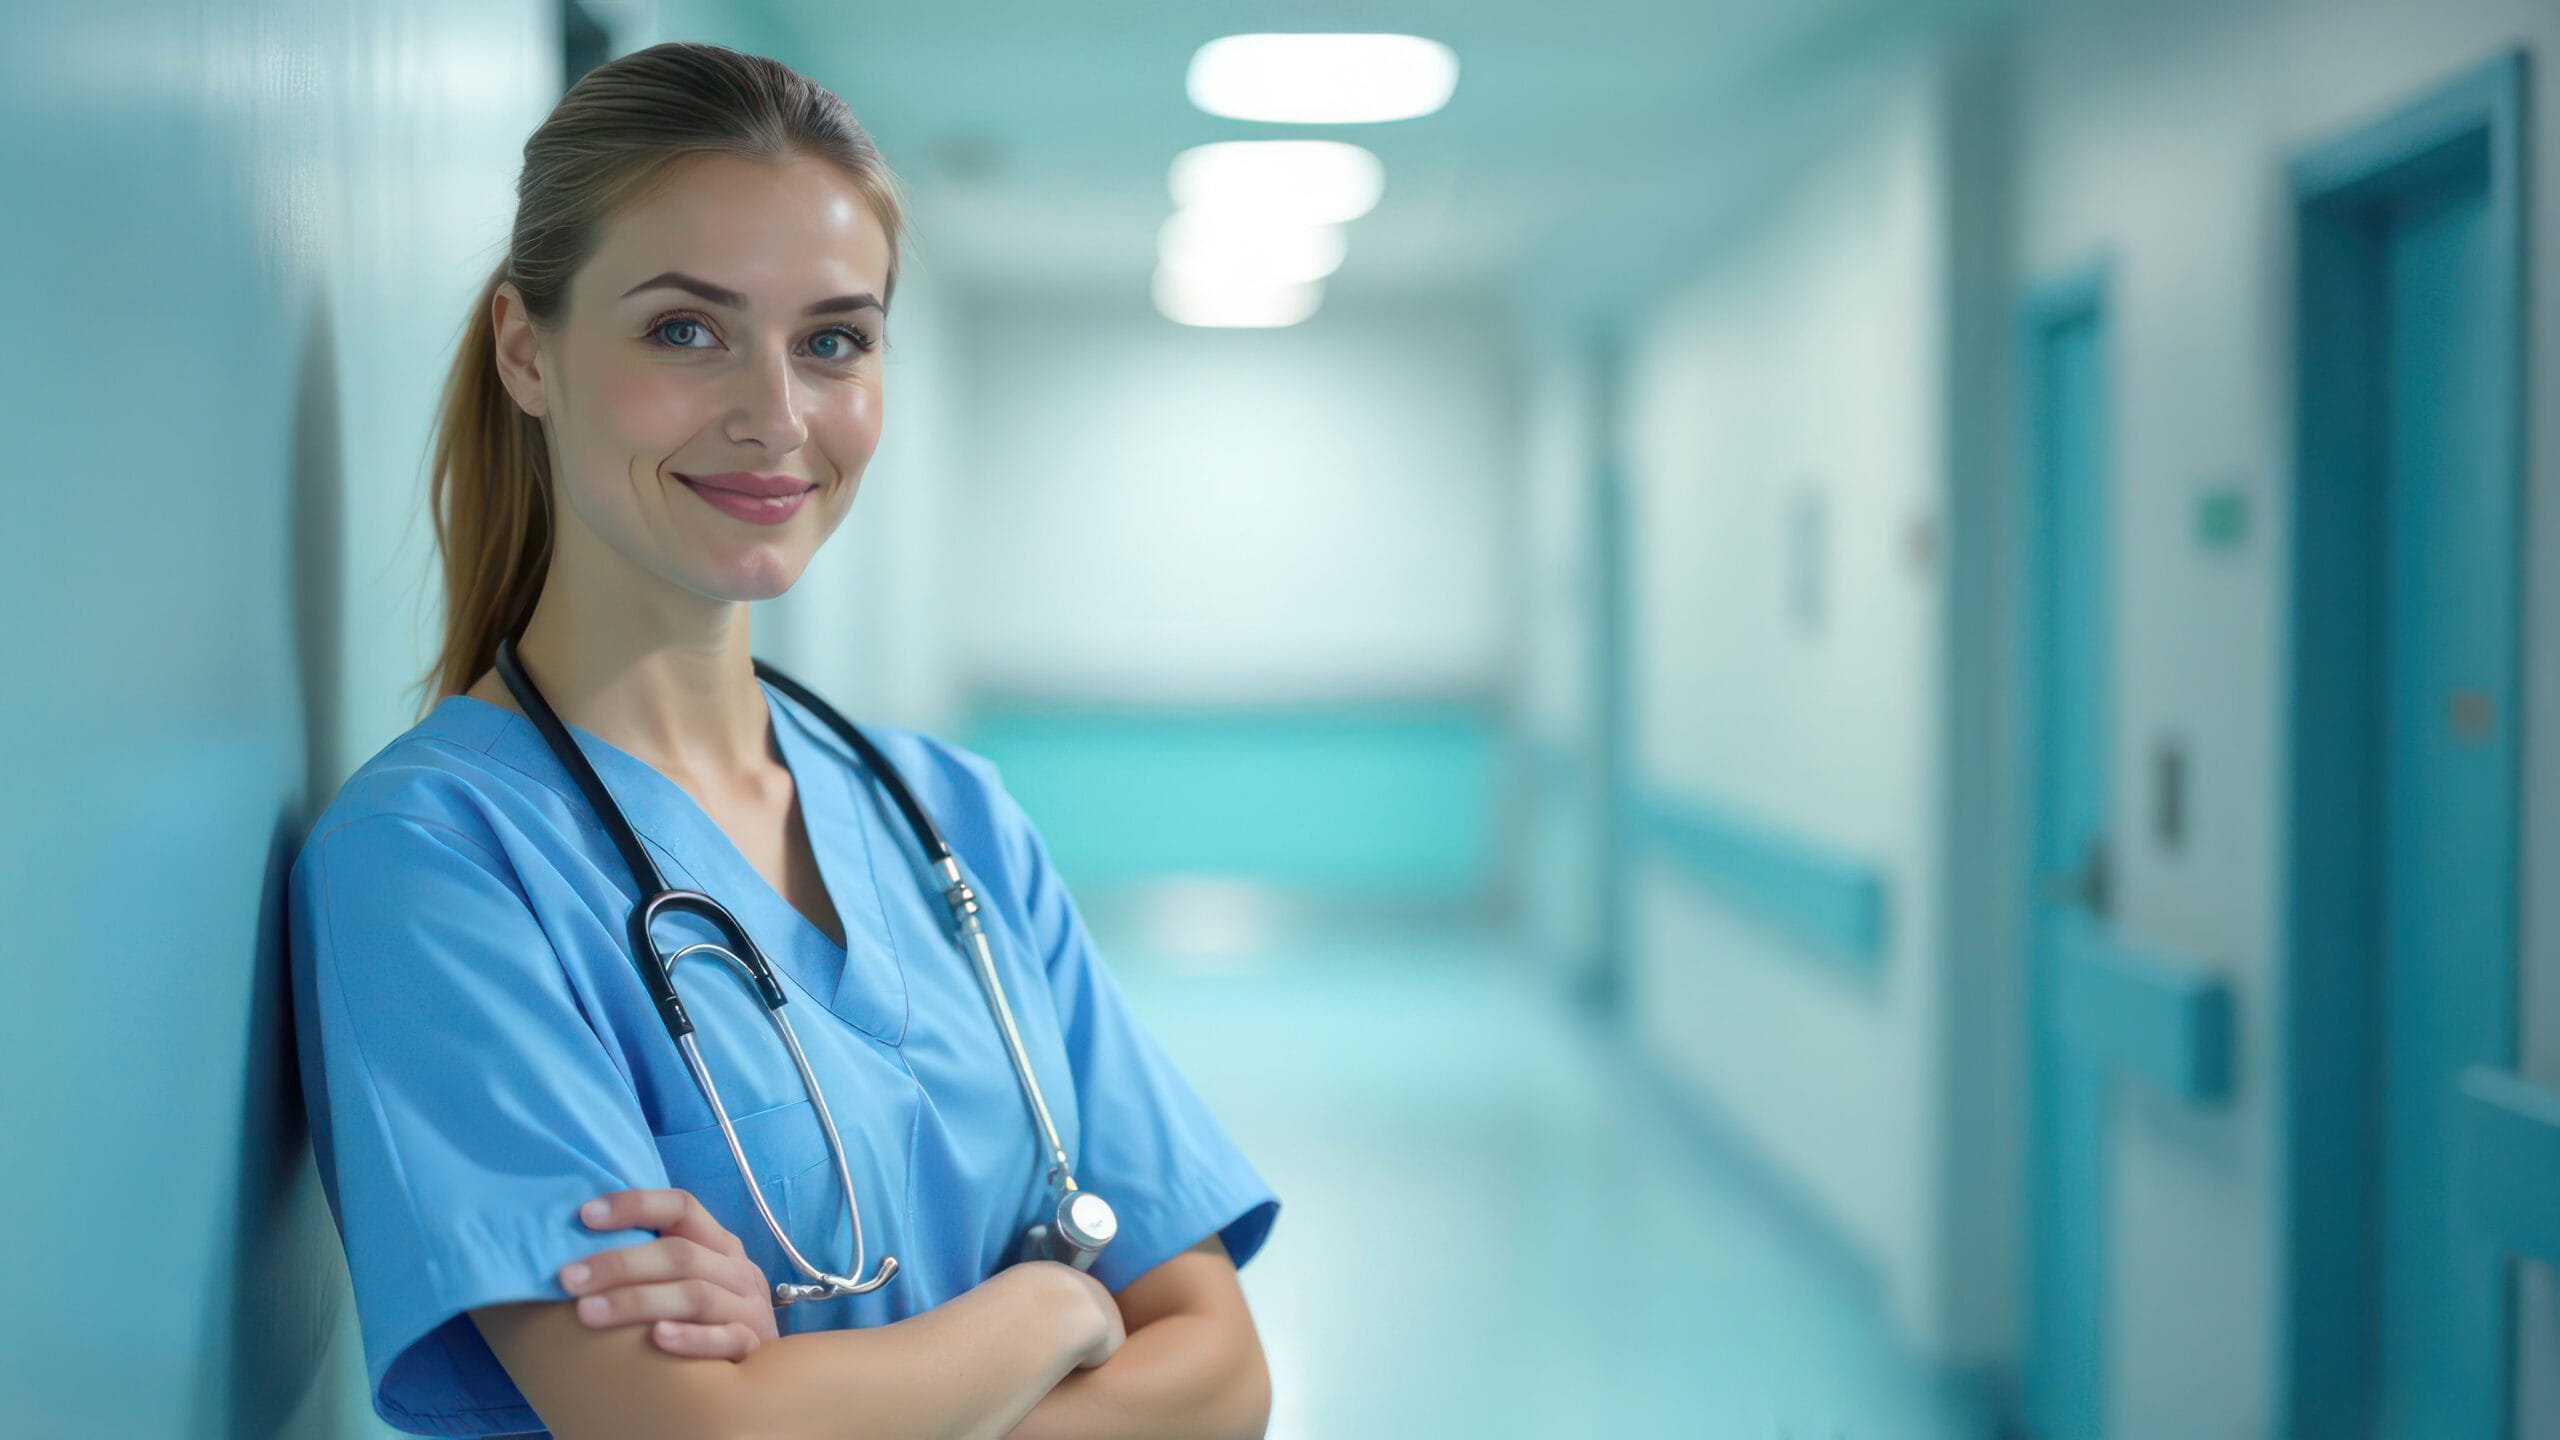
748;0;2017;321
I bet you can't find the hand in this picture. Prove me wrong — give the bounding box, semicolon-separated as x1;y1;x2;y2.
560;1188;782;1361
1045;1261;1125;1371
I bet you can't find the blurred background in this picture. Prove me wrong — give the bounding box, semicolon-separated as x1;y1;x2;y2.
3;0;2556;1435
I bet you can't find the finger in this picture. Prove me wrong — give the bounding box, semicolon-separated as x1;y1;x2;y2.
646;1319;763;1361
559;1236;723;1296
571;1277;744;1330
580;1189;747;1259
563;1244;776;1324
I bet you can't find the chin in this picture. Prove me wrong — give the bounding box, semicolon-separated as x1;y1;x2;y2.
697;547;808;603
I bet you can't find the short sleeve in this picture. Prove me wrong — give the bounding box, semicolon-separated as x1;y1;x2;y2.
988;787;1281;1294
289;811;670;1436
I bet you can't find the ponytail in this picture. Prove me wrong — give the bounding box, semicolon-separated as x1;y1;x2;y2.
416;257;555;716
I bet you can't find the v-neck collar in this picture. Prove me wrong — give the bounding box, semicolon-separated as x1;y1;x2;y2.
429;681;910;1046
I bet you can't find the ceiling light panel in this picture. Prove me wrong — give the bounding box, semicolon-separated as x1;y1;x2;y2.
1151;268;1325;328
1158;211;1348;286
1186;32;1460;124
1168;140;1385;226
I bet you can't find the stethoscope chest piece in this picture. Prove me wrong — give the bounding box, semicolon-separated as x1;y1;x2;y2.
1018;1189;1119;1272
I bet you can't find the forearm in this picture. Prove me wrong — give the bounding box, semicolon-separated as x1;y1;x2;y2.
720;1264;1096;1440
1000;1308;1269;1440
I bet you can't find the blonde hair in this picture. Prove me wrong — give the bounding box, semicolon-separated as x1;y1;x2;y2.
415;40;910;716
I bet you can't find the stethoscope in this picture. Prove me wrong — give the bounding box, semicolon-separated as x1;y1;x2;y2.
493;634;1118;1307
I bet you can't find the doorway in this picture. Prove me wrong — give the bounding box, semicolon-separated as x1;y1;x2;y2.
2018;265;2117;1440
2284;51;2527;1440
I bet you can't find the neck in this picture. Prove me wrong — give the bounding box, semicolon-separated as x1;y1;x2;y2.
508;553;775;787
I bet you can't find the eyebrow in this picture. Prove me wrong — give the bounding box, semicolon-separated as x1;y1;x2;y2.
619;271;884;316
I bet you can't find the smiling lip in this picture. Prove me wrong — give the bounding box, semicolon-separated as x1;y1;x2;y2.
678;471;816;498
677;472;814;526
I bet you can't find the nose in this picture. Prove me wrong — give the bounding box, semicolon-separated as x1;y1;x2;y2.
722;341;811;454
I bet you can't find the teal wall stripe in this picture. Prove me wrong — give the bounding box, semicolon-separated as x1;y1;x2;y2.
2049;926;2234;1102
1628;786;1890;964
2455;1067;2560;1271
958;699;1502;898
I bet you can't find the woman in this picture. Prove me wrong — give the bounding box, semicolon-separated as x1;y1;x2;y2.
287;41;1279;1439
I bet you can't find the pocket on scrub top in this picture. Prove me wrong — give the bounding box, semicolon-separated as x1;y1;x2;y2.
650;1099;838;1282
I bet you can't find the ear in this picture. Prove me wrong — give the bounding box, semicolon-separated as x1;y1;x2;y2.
491;281;552;420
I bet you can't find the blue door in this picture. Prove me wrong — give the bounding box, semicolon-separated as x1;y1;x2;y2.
2022;277;2113;1440
2374;166;2511;1440
2285;53;2524;1438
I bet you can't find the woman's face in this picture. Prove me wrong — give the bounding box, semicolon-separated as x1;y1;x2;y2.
496;151;893;604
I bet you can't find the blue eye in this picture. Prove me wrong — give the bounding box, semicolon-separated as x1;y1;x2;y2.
810;326;878;359
648;315;712;349
642;312;876;361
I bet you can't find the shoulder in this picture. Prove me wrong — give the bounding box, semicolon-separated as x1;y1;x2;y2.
293;707;531;894
287;717;569;997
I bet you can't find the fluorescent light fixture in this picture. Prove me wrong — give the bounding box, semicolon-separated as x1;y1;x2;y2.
1151;266;1323;328
1169;140;1384;226
1187;33;1459;124
1158;210;1347;286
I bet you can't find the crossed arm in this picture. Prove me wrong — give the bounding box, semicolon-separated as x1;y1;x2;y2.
472;1189;1268;1439
1004;1235;1270;1440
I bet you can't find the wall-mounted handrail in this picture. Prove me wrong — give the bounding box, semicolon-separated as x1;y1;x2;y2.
2455;1066;2560;1271
2048;924;2234;1102
1629;787;1889;967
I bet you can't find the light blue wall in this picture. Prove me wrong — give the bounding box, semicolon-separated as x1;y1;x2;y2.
0;2;555;1430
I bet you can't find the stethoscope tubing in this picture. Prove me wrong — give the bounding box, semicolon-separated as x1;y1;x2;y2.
749;665;1084;1191
490;634;1111;1306
668;940;894;1298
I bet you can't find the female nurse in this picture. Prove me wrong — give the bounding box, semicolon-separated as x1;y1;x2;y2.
286;40;1279;1440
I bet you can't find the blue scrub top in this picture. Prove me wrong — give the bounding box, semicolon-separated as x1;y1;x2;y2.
287;682;1281;1437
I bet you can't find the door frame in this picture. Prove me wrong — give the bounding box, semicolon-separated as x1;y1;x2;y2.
2014;258;2117;1439
2279;49;2528;1440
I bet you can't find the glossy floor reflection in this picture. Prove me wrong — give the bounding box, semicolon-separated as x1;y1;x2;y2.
1091;893;1996;1440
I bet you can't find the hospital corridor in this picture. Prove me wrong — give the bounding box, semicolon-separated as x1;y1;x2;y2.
5;0;2560;1436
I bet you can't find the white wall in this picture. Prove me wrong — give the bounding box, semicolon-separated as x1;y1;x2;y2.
947;293;1520;706
1618;46;1962;1353
1516;339;1610;979
1519;344;1605;749
2012;1;2560;1434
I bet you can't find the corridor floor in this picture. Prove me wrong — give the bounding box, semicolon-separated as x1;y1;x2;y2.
1092;898;1998;1440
